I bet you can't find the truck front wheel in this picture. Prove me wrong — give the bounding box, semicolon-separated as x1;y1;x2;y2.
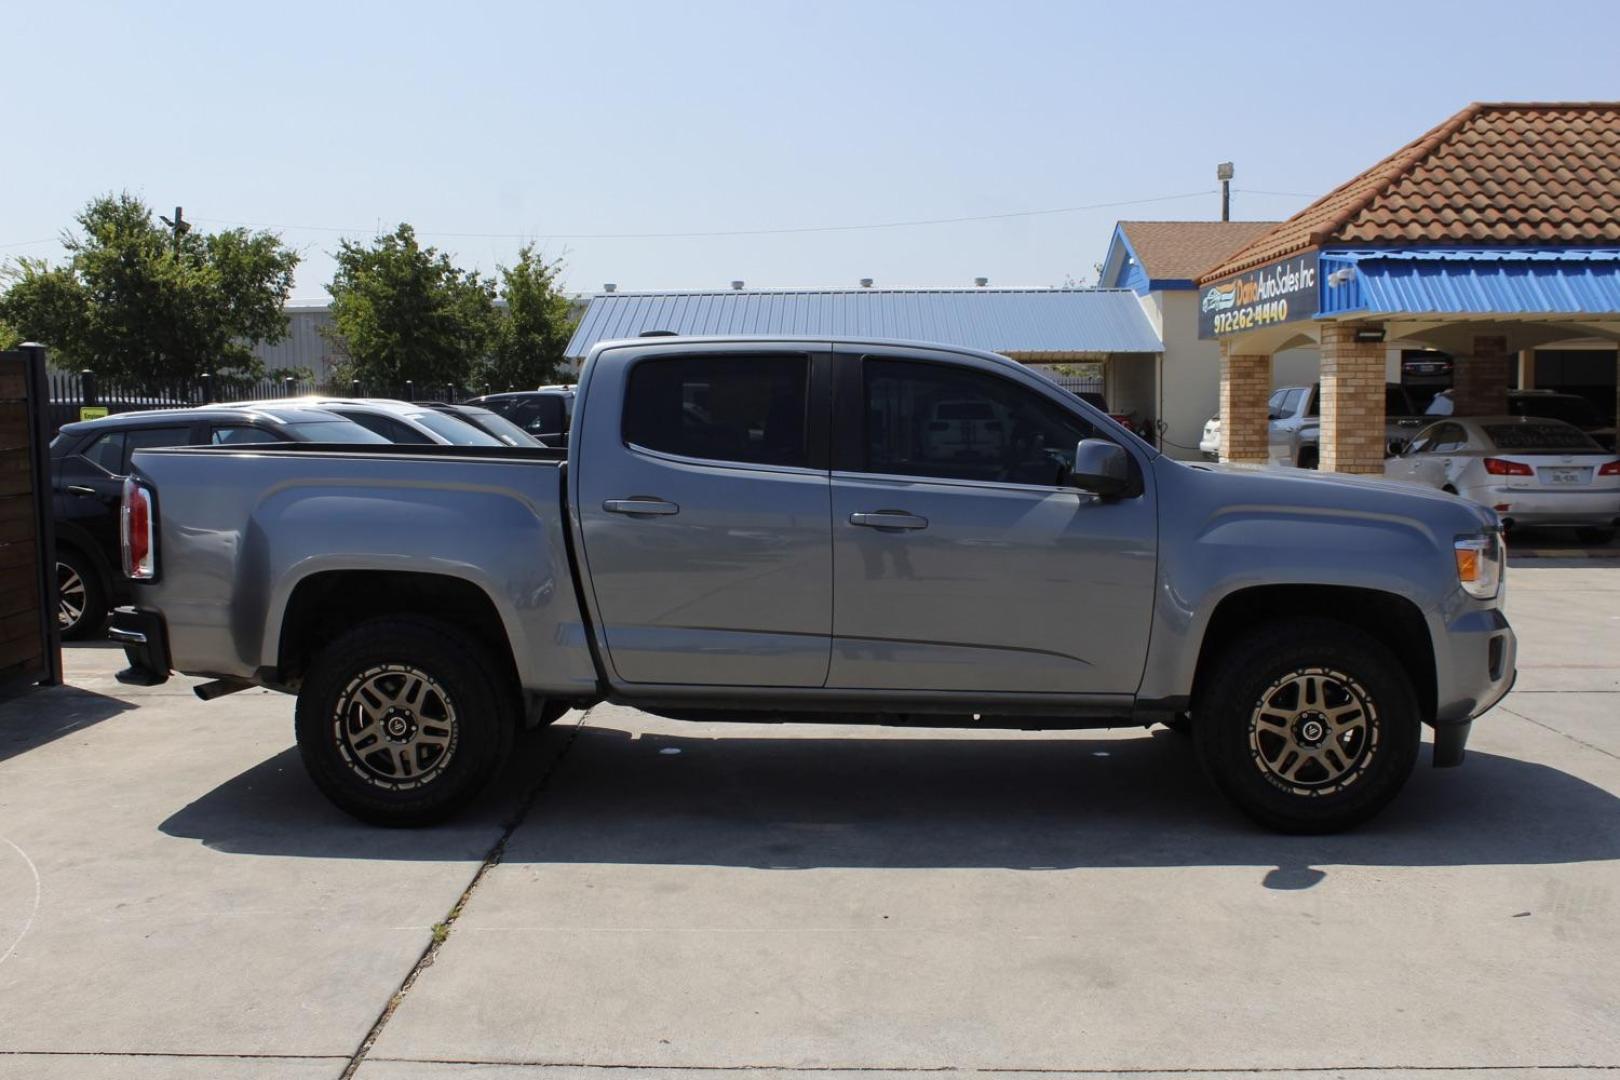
294;617;514;826
1193;618;1419;833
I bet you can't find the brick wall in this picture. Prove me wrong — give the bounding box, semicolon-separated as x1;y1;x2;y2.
1219;349;1271;463
1453;334;1511;416
1319;324;1387;475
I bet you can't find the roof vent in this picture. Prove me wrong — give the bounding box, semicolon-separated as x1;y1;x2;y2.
603;283;617;293
730;280;745;290
974;276;988;287
859;277;873;288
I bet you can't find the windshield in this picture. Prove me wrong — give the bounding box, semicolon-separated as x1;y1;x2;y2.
1483;422;1599;452
406;411;503;446
282;420;392;444
458;408;541;447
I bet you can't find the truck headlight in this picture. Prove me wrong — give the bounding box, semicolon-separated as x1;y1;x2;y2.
1455;533;1503;600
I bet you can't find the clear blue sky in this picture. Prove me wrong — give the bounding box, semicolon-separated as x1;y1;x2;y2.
7;0;1620;301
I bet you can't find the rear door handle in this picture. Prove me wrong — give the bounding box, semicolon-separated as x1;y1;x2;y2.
603;498;680;516
66;485;96;497
850;511;928;530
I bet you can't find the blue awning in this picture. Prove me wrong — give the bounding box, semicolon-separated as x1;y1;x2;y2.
1319;247;1620;318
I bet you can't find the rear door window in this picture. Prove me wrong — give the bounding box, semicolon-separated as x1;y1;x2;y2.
79;431;127;475
623;354;809;467
119;427;194;472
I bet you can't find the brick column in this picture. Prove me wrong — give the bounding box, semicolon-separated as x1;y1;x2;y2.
1219;346;1271;463
1452;334;1510;415
1319;323;1387;475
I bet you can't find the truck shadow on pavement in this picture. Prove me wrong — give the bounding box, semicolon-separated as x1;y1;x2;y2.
160;720;1620;887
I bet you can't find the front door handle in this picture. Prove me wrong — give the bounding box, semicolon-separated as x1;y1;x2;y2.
604;497;680;516
850;511;928;530
66;485;96;497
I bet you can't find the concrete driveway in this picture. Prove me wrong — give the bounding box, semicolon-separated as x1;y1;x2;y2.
1;563;1617;1079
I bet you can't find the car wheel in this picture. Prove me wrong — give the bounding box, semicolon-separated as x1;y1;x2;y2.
295;617;515;826
56;549;106;640
1577;527;1615;545
1193;617;1420;833
1297;448;1319;470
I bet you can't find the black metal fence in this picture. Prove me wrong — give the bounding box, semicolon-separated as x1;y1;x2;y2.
47;371;487;434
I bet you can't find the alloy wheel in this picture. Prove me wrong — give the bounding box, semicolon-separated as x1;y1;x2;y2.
57;562;87;632
332;664;459;791
1247;666;1379;795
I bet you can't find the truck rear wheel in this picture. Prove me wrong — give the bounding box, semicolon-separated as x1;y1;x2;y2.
294;617;514;826
1193;618;1419;833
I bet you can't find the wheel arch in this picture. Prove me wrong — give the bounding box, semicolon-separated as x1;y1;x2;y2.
1189;584;1437;724
275;570;522;703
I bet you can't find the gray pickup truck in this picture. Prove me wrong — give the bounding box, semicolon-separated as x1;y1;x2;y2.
111;337;1516;833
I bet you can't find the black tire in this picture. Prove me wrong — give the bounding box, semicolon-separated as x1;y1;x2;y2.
1577;527;1616;546
295;617;515;826
1297;448;1319;470
56;548;107;641
1193;617;1420;833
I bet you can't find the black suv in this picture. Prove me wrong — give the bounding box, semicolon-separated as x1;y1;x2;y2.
51;405;386;638
462;386;575;446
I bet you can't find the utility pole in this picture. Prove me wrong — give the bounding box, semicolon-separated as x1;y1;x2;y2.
1216;163;1234;222
158;206;191;251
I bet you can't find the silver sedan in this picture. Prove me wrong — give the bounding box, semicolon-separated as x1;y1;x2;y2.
1385;416;1620;541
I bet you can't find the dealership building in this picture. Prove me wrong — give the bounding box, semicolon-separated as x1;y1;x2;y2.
1192;101;1620;472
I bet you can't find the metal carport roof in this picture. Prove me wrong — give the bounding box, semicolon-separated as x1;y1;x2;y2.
564;288;1163;361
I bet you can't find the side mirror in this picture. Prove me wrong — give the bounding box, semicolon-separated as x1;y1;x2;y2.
1069;439;1130;497
1386;438;1408;458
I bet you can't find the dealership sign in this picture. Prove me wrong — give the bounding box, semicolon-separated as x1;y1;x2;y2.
1198;253;1319;338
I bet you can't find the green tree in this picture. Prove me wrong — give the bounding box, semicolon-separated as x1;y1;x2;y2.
0;193;298;381
324;224;495;390
479;245;577;391
0;318;20;350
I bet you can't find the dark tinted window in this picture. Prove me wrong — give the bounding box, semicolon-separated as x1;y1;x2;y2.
1484;422;1598;452
120;427;192;472
281;420;391;444
623;354;808;467
864;359;1096;485
1428;423;1469;453
1512;394;1601;429
211;425;282;446
80;431;126;474
489;395;567;434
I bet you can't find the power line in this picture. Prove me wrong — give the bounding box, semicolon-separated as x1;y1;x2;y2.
0;237;58;250
186;190;1220;242
1233;188;1318;198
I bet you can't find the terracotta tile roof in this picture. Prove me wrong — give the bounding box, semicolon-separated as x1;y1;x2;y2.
1117;221;1280;281
1198;102;1620;284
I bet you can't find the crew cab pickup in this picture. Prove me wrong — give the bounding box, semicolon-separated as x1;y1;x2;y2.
112;337;1517;833
1267;382;1429;468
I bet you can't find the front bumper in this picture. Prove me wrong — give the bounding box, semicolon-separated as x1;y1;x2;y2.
1430;603;1516;766
108;606;171;687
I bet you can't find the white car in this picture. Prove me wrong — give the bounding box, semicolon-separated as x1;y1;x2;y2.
1199;415;1221;460
219;397;504;446
1385;416;1620;541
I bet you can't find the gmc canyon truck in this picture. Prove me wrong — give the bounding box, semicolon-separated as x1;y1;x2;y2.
111;337;1517;833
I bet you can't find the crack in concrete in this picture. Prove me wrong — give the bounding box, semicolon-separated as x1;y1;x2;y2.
1499;704;1620;763
338;711;586;1080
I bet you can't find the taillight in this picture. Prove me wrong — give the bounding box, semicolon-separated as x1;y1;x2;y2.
1600;460;1620;477
1483;457;1534;476
121;477;156;580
